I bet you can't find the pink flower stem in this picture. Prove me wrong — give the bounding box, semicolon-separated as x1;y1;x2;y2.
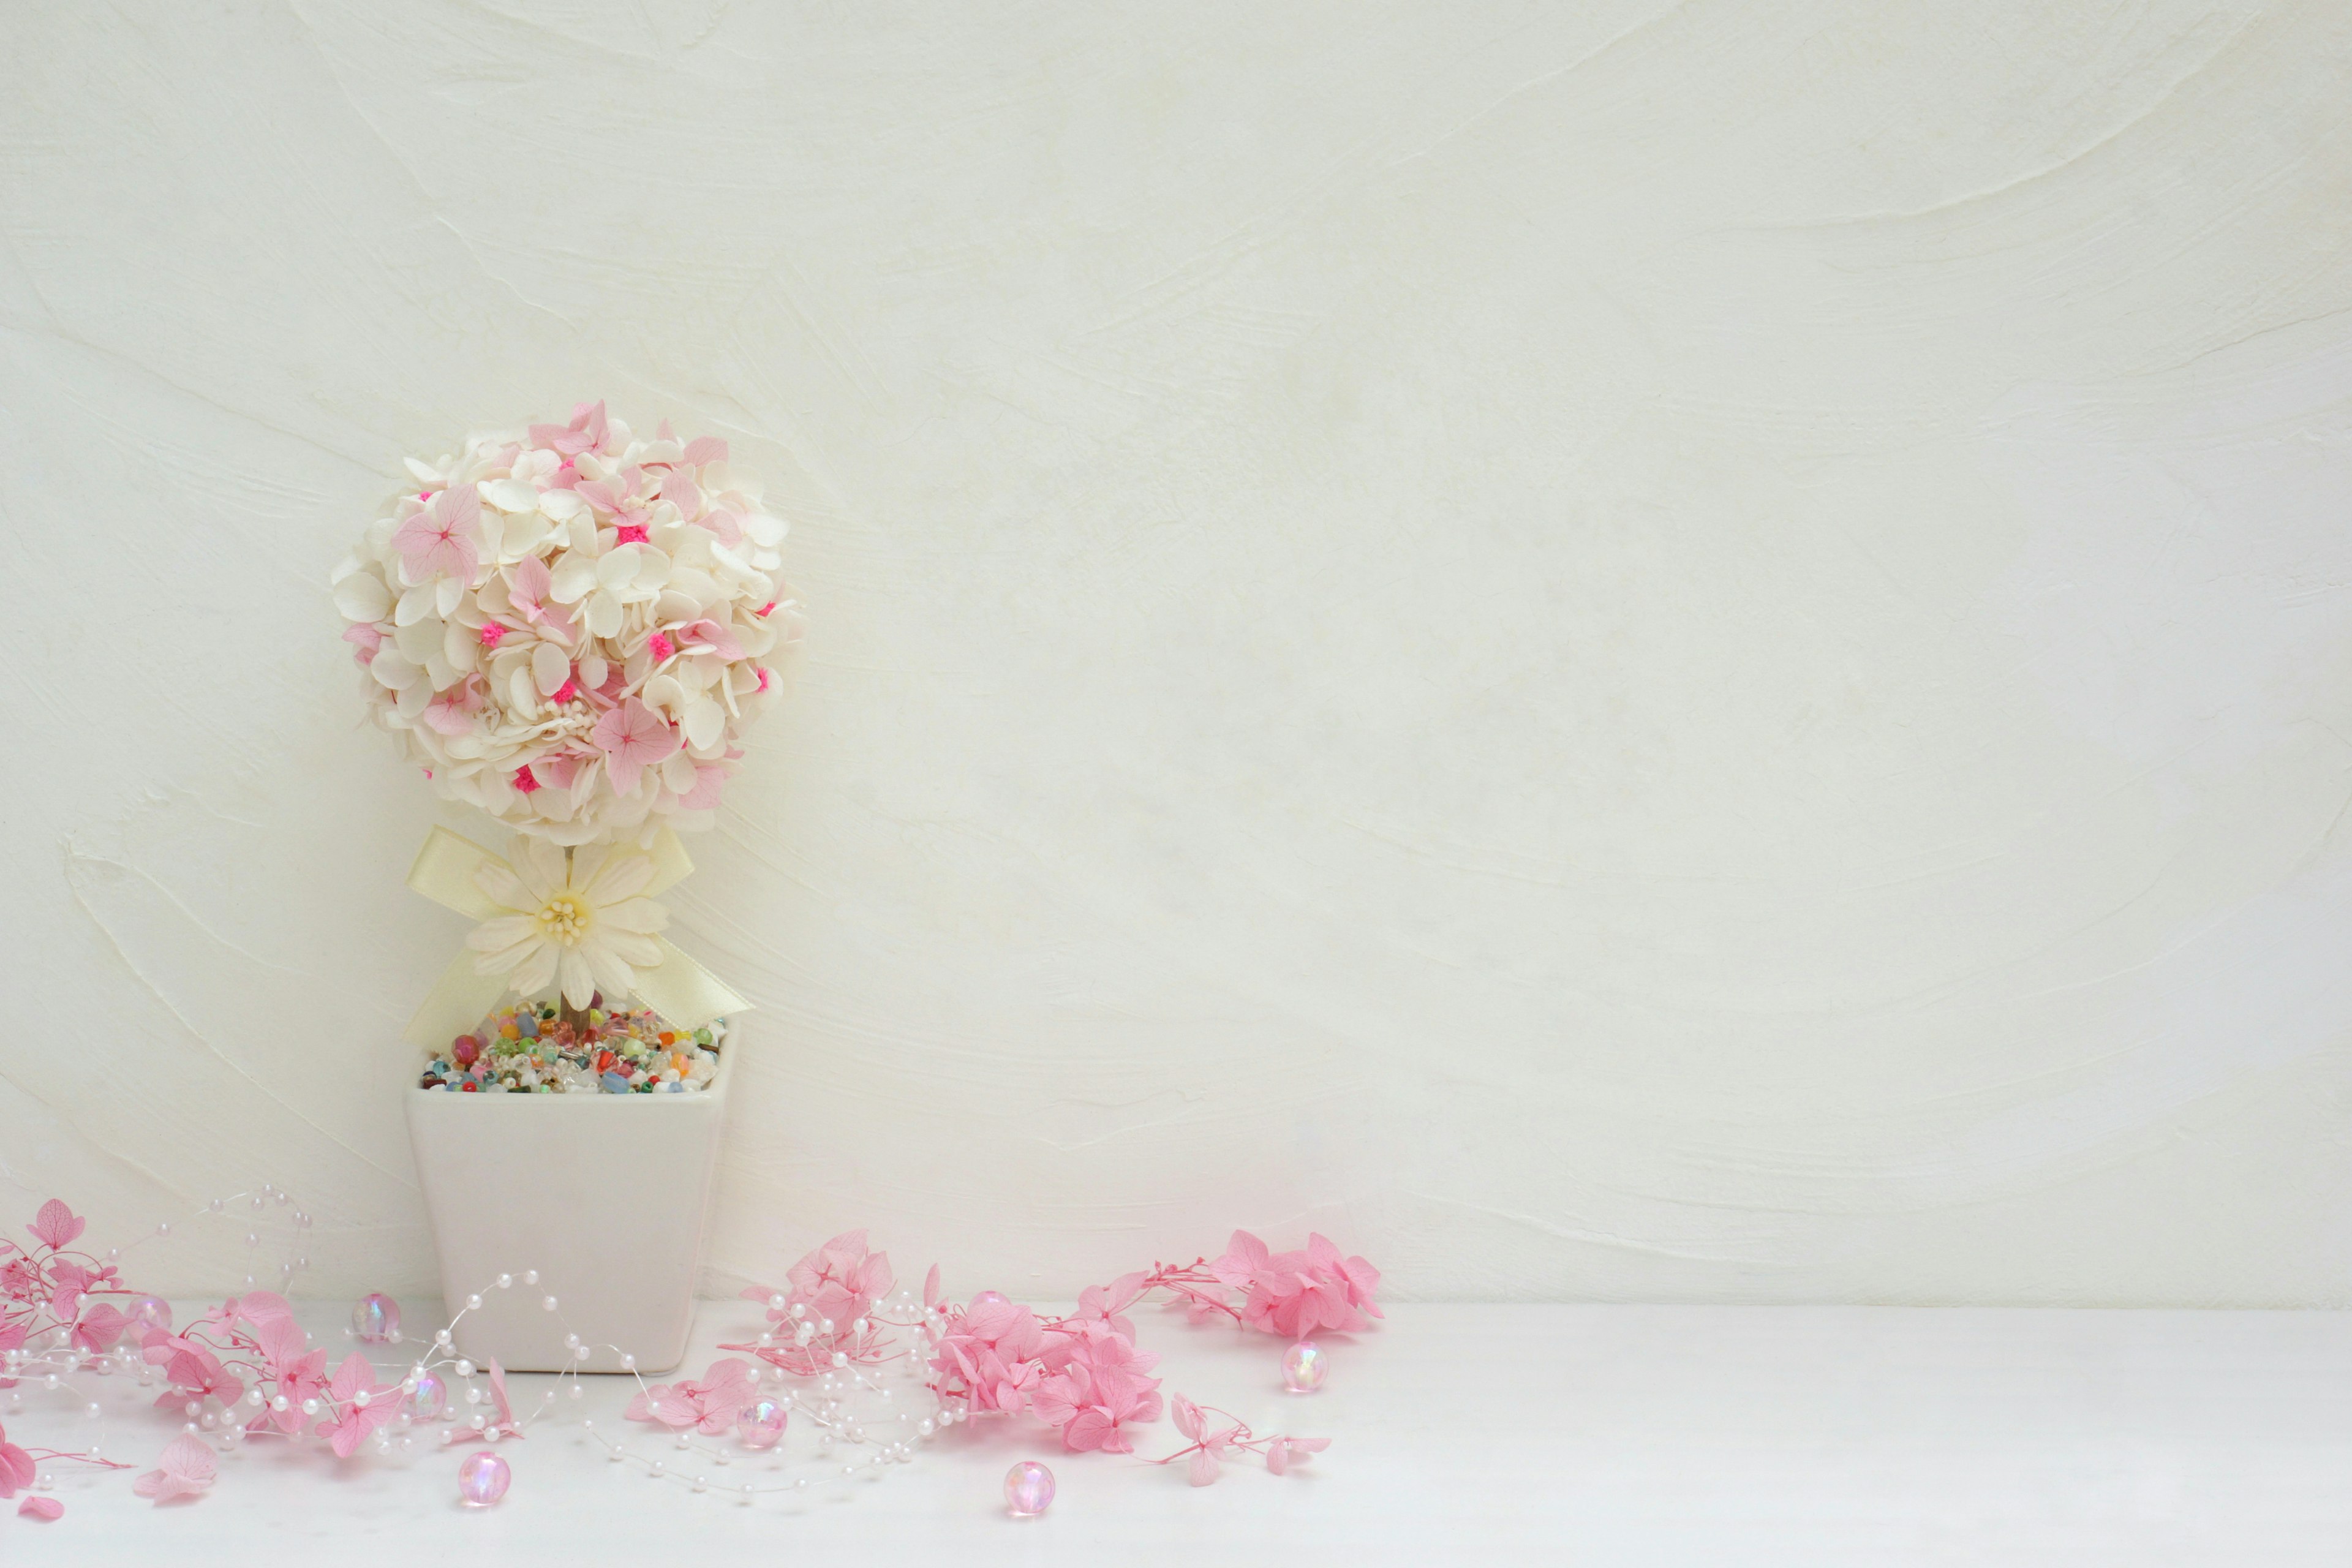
19;1449;132;1471
1133;1260;1247;1324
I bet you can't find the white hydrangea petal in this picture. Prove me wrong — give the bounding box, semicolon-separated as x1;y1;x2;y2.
587;592;624;639
642;674;685;719
394;582;439;626
547;552;598;604
393;617;442;663
541;489;587;522
475;507;505;562
333;572;391;622
500;511;549;560
481;478;539;513
597;548;638;592
531;641;570;696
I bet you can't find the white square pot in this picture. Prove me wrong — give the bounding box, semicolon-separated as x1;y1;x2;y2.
404;1042;735;1374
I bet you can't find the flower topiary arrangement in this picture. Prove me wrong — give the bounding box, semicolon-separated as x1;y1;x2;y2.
333;401;804;1366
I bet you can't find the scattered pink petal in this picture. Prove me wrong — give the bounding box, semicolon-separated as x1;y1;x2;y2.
17;1496;61;1520
133;1433;216;1503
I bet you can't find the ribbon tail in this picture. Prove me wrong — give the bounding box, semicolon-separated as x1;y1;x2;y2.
629;937;750;1030
403;951;511;1050
641;827;695;900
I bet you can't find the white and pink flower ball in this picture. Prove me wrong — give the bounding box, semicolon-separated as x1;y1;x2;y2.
331;402;803;844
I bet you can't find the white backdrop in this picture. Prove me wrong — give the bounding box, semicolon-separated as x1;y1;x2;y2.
3;1;2349;1305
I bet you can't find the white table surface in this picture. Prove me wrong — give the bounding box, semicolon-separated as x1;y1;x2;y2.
9;1302;2352;1566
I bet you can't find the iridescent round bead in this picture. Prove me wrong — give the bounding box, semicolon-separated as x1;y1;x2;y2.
1281;1338;1327;1393
405;1370;448;1422
1004;1460;1054;1517
456;1450;510;1507
736;1398;788;1451
126;1296;172;1333
351;1293;400;1344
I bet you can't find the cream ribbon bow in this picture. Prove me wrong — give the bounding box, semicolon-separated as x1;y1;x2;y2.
401;826;750;1049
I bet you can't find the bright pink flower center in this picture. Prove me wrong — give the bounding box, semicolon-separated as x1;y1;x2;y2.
478;622;507;649
755;666;771;692
648;633;675;660
512;765;541;794
549;678;579;705
756;601;776;617
614;523;649;546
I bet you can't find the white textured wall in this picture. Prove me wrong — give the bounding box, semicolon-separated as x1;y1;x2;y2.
3;1;2350;1305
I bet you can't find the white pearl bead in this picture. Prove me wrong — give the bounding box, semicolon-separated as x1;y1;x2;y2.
466;1294;483;1311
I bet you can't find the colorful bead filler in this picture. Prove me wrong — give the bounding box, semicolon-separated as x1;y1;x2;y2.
418;1002;725;1095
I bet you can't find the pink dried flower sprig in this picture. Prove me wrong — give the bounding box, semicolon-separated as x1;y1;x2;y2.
624;1357;756;1434
1072;1231;1384;1341
725;1229;908;1378
333;401;805;845
0;1414;129;1521
2;1200;135;1378
132;1290;406;1460
1155;1395;1330;1486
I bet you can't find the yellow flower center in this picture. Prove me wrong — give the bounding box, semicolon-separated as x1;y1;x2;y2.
535;894;590;946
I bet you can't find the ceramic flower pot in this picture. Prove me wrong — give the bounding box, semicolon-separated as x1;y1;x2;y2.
404;1042;735;1374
